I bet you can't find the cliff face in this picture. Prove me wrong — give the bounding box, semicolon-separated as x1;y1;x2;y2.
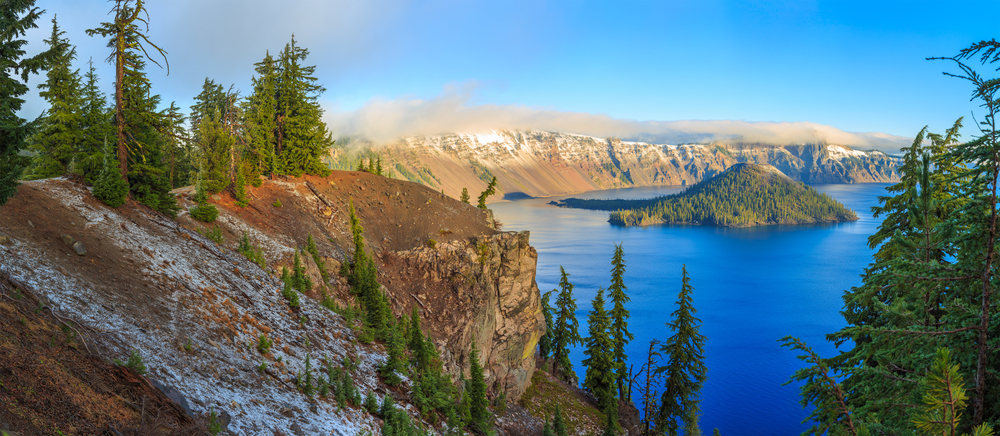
381;231;544;399
0;171;546;434
332;130;901;200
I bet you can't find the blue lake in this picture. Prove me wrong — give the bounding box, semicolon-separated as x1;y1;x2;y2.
490;183;888;436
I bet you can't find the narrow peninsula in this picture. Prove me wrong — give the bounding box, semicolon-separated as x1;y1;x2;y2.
555;163;859;227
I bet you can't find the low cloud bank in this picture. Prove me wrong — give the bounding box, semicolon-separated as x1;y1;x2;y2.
326;85;910;153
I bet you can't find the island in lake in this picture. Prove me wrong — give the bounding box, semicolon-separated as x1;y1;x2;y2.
554;163;859;227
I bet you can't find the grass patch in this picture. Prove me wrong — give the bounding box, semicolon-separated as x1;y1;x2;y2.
519;368;604;434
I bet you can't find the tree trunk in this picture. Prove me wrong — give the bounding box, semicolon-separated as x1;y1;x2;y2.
115;45;126;180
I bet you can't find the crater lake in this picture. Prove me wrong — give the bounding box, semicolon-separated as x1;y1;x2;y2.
491;183;889;436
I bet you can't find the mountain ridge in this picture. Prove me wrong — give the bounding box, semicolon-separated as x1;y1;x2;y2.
329;129;902;203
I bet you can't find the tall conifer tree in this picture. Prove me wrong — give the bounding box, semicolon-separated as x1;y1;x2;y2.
1;0;58;206
538;290;555;361
583;287;619;432
608;242;633;400
273;35;332;177
75;58;112;183
86;0;168;180
657;266;707;436
25;16;83;180
552;266;581;383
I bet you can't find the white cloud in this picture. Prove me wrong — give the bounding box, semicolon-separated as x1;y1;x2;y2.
326;83;912;152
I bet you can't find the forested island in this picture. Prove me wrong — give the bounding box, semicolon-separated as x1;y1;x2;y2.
555;163;858;227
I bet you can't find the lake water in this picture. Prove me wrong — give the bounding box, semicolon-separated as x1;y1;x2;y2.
490;183;888;436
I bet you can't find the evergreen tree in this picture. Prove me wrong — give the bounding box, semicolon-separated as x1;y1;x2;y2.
607;242;633;400
25;16;83;180
468;341;489;433
381;319;407;385
477;176;497;209
538;290;555;361
656;266;707;436
196;109;233;194
0;0;59;206
273;35;332;177
93;140;129;207
460;187;470;204
552;405;568;436
583;287;619;432
346;199;389;340
552;266;582;383
75;58;113;183
86;0;169;181
161;101;191;189
245;51;278;179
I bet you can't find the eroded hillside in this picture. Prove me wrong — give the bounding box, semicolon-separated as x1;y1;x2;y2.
332;130;901;201
0;171;545;435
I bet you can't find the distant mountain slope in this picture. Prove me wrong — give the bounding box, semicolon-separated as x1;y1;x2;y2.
329;130;901;201
556;163;858;227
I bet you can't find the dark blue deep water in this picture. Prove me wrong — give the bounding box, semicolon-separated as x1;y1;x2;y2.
490;183;889;436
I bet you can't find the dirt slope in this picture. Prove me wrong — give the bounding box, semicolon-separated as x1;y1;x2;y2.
0;171;545;435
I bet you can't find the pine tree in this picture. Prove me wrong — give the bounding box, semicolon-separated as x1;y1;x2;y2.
552;266;581;383
656;266;707;436
273;35;332;177
93;140;129;207
477;176;497;209
245;51;278;179
553;405;568;436
468;341;489;433
161;101;191;189
25;16;83;180
1;0;59;206
608;242;633;400
381;319;406;386
86;0;169;181
75;58;113;184
460;187;471;204
538;290;555;361
583;287;619;432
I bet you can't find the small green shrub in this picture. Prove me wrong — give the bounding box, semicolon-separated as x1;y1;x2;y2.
237;232;267;269
257;334;272;355
207;408;222;435
12;288;23;300
183;338;193;352
115;349;147;375
272;198;282;207
190;203;219;223
206;225;224;244
258;361;268;372
426;239;437;248
364;391;379;414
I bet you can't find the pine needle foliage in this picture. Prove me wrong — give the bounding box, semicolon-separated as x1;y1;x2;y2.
468;341;490;434
1;0;60;206
477;176;497;209
552;266;581;383
656;265;707;436
582;287;619;432
607;242;633;400
538;290;555;360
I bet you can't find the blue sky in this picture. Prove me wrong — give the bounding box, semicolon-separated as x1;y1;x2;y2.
17;0;1000;150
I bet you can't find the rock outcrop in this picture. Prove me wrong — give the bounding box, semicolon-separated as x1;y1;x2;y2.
0;171;548;434
381;231;545;399
333;130;902;200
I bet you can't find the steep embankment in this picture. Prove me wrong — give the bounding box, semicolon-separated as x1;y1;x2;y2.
331;130;901;201
0;171;545;435
557;163;858;227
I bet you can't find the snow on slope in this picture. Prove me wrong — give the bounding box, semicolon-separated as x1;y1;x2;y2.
0;179;406;436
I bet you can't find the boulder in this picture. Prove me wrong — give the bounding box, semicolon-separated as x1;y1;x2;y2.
71;241;86;256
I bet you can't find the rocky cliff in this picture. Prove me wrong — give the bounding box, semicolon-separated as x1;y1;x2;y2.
331;130;901;201
0;171;545;434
